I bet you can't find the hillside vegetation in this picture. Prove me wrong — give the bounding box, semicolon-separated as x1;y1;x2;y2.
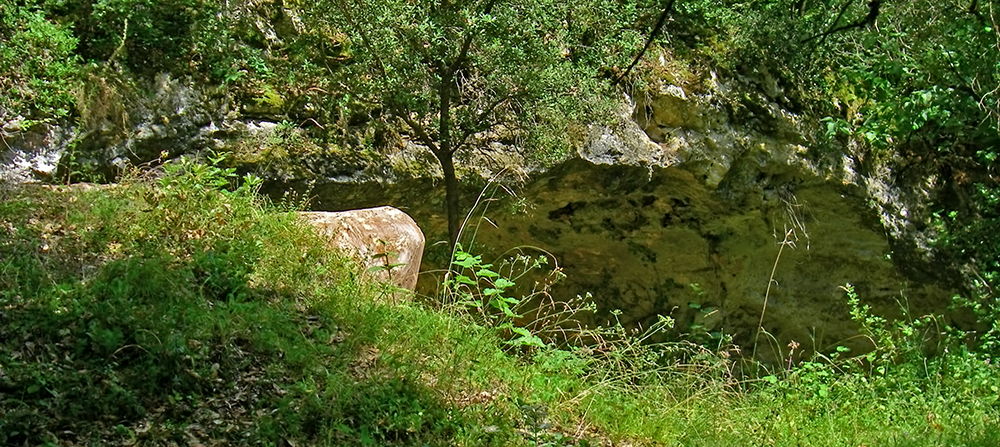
1;162;998;445
2;0;1000;444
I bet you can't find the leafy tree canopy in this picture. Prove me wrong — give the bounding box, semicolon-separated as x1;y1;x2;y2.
309;0;652;245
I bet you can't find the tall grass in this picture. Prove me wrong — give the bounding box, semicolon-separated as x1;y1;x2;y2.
1;161;997;445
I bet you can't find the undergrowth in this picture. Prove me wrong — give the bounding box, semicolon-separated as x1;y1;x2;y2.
0;162;997;446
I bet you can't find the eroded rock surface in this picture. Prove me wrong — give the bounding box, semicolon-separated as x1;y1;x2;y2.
0;121;75;184
2;67;960;360
291;78;957;361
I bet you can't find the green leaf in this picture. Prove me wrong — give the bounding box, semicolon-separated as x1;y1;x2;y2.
817;385;830;398
452;254;481;269
511;327;533;337
453;275;476;286
506;328;545;348
476;268;500;278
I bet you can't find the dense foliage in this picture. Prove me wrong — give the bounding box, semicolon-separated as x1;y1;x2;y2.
2;0;658;244
310;0;658;244
0;3;80;119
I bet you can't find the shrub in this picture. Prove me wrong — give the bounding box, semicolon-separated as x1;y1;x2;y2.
0;5;82;120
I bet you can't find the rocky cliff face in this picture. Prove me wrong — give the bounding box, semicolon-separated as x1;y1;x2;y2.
0;122;74;184
284;76;957;361
2;74;222;183
0;69;958;360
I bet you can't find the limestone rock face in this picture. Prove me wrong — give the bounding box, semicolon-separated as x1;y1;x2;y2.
291;75;958;361
1;64;958;360
299;207;425;292
462;160;950;361
70;73;232;177
0;121;74;184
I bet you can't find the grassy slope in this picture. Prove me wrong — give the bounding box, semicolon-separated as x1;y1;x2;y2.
1;164;997;446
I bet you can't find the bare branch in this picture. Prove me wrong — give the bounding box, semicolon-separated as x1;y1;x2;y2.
801;0;881;44
453;93;518;153
614;0;676;86
398;113;440;153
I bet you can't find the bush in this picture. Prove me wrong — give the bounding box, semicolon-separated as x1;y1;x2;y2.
0;5;82;120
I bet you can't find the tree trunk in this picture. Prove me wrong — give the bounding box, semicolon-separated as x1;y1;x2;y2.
436;149;461;250
437;68;459;251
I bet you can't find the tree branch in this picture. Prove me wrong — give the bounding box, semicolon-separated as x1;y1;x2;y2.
801;0;881;44
448;0;499;74
398;113;440;153
453;93;517;153
614;0;676;87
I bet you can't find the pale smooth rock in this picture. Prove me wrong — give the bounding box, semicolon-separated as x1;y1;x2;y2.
299;207;425;292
